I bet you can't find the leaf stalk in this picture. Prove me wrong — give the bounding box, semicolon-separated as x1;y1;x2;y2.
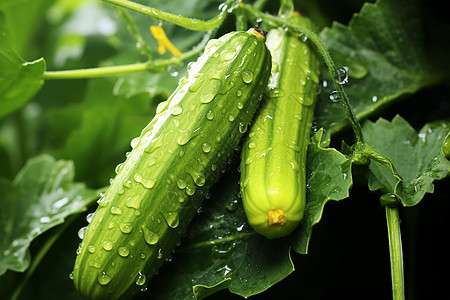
386;206;405;300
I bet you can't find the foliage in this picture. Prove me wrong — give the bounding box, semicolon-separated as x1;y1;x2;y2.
0;0;449;299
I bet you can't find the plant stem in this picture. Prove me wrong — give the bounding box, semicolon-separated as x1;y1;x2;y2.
241;4;364;143
113;6;154;59
43;63;151;79
102;0;228;31
43;30;215;80
386;206;405;300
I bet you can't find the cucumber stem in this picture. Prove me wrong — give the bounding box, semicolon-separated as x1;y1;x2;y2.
102;0;228;31
240;4;364;143
386;206;405;300
43;30;215;80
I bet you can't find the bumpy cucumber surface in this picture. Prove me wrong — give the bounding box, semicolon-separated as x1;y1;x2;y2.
73;28;271;300
240;16;320;239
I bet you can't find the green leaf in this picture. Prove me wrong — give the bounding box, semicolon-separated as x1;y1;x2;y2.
363;115;450;206
0;12;45;120
0;154;98;276
47;78;158;186
0;0;55;56
149;166;294;299
316;0;450;137
290;129;353;254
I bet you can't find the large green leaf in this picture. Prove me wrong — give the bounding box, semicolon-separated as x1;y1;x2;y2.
316;0;450;137
147;165;294;299
0;155;98;276
47;78;158;186
0;0;55;57
290;129;353;254
362;115;450;206
0;12;45;120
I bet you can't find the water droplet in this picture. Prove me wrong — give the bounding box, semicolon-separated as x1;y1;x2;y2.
329;91;340;102
98;272;111;285
206;110;214;120
170;104;183;115
176;178;187;189
190;170;206;186
336;66;349;84
236;89;242;97
241;71;254;83
168;66;179;77
135;272;146;286
88;245;96;253
69;272;74;280
130;137;140;148
239;122;248;133
189;76;204;92
237;102;244;110
110;206;123;215
372;95;378;102
298;33;308;42
78;226;87;239
118;246;130;257
120;222;134;233
201;93;215;104
228;114;235;122
97;197;110;207
157;249;163;259
126;194;144;209
202;143;211;153
89;261;101;269
268;88;285;98
185;186;195;196
162;211;180;228
123;179;133;189
102;240;113;251
248;142;256;149
148;158;156;167
134;173;156;189
40;216;50;224
143;226;159;245
86;213;95;223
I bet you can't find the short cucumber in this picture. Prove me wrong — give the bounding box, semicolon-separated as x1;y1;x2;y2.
73;28;271;300
240;15;320;239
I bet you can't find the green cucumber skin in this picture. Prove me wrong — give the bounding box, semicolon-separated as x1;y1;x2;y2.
240;16;320;239
73;30;271;300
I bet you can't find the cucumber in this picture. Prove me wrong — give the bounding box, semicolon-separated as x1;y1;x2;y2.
240;15;320;239
73;28;271;300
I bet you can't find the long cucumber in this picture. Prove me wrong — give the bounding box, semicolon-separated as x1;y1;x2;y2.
73;28;271;300
240;15;320;239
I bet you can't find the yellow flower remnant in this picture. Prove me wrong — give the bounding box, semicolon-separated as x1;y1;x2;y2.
150;25;181;57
